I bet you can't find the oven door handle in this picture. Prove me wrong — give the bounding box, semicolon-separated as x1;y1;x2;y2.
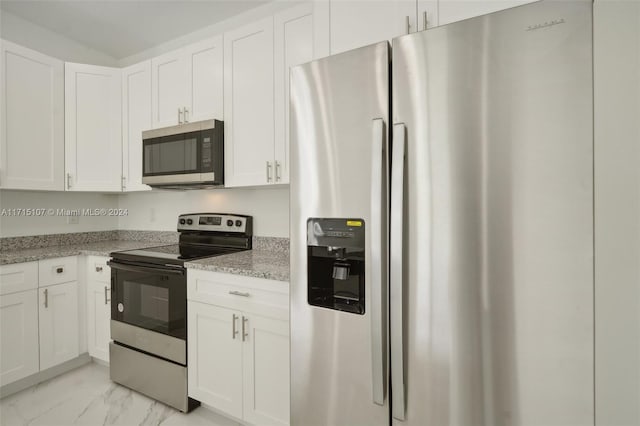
107;260;185;276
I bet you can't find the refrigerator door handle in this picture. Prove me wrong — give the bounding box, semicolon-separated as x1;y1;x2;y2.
370;118;386;406
390;122;406;421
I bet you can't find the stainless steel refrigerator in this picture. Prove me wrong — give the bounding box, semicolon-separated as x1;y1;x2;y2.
290;1;594;425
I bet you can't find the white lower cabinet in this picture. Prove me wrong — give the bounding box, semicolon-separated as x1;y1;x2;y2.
242;313;290;426
0;289;39;386
187;270;289;425
188;302;244;418
38;281;79;370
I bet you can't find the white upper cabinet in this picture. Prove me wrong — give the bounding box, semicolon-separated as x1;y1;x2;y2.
0;40;64;190
330;0;438;55
224;17;275;187
274;3;316;185
185;36;224;123
151;36;223;128
226;3;325;188
438;0;537;25
151;49;187;128
122;61;152;192
65;63;122;192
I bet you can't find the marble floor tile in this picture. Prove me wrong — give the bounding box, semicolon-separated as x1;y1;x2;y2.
0;363;241;426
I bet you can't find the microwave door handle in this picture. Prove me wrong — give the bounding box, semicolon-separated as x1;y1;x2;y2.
106;261;184;276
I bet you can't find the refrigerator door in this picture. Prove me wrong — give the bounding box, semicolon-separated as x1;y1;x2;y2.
290;42;390;426
391;1;593;425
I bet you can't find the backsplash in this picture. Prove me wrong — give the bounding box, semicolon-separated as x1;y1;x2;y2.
252;236;289;253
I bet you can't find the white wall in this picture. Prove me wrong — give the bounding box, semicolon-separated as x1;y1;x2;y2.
117;187;289;237
594;1;640;424
0;10;118;66
0;190;119;237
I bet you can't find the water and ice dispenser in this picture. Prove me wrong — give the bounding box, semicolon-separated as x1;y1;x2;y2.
307;218;365;315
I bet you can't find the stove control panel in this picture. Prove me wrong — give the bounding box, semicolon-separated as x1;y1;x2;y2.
177;213;252;234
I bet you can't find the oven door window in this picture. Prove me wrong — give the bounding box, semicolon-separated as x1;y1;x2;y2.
112;269;186;340
143;131;200;176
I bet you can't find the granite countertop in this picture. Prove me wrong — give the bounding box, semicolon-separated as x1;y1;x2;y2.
185;249;290;282
0;240;168;265
0;232;290;282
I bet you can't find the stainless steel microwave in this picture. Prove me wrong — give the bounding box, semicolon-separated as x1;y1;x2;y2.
142;119;223;188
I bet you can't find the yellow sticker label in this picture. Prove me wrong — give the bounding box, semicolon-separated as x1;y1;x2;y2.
346;220;362;227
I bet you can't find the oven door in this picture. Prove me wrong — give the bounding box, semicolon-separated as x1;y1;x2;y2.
109;260;186;340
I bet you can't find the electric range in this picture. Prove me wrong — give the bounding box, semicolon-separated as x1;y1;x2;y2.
107;213;252;412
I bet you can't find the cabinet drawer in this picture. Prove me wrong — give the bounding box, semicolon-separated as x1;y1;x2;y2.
0;262;38;295
187;270;289;320
87;256;110;282
38;256;77;287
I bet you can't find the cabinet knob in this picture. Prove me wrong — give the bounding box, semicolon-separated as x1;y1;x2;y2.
56;267;64;274
96;266;103;272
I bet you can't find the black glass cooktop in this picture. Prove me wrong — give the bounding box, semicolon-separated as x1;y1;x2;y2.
112;244;242;265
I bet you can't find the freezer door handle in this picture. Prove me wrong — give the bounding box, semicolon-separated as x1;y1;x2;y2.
390;122;406;420
370;118;387;406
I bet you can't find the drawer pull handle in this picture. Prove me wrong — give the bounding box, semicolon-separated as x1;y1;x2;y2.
104;286;110;305
229;290;250;297
44;288;48;308
56;267;64;274
96;266;103;272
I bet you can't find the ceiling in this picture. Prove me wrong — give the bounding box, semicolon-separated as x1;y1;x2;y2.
0;0;271;59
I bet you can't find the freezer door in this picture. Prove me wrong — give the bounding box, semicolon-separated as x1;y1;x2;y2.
391;1;594;425
290;42;390;426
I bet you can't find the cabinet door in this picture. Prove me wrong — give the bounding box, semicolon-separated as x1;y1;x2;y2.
0;40;64;190
185;36;224;123
243;314;290;426
87;280;111;363
65;63;122;192
39;281;79;370
274;4;315;185
122;60;152;192
330;0;416;55
438;0;537;25
151;49;187;128
224;17;275;187
188;301;243;419
0;290;39;386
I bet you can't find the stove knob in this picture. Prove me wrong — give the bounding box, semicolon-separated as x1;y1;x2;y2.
227;219;234;227
235;220;242;227
179;219;186;225
187;219;193;225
